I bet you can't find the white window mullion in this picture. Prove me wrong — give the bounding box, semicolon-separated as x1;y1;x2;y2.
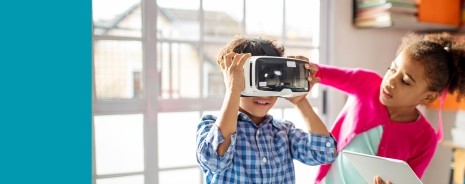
142;0;159;183
93;35;143;41
95;171;145;179
199;0;205;98
319;0;331;124
92;21;97;184
93;100;145;115
282;0;286;45
92;115;96;184
157;99;223;112
242;0;246;34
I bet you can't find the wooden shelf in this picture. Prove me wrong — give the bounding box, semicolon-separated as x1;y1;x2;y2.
442;141;465;184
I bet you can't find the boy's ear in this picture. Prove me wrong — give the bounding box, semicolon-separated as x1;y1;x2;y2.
423;92;439;104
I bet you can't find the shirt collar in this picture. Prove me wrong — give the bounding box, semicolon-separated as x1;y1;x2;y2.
237;112;274;128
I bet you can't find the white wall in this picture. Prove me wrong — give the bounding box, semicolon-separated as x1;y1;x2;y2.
421;109;455;184
326;0;405;126
328;1;453;184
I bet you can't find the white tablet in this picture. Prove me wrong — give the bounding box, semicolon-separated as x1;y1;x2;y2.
342;150;423;184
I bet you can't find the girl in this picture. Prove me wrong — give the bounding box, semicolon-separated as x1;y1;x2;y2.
312;32;465;184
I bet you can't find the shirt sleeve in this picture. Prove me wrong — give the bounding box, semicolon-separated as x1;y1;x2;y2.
316;64;382;96
196;115;237;174
287;122;337;165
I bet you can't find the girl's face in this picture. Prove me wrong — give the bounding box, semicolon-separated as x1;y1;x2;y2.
239;96;278;124
379;50;437;108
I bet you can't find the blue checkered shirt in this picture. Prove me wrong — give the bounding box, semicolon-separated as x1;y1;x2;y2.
196;113;337;184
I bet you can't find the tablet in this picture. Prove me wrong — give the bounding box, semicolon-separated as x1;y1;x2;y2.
342;150;423;184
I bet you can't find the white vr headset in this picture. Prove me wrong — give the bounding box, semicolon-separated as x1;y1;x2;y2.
242;56;310;97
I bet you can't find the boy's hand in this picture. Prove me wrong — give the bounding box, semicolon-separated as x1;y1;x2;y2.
218;52;251;93
374;176;392;184
285;94;307;105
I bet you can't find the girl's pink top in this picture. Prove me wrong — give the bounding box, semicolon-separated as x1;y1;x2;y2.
314;64;437;183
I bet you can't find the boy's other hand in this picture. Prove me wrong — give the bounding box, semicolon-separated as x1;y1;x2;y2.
284;94;308;105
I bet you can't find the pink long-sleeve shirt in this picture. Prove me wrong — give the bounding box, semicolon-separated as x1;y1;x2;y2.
314;64;438;183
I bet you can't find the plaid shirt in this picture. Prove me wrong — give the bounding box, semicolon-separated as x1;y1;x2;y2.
196;113;337;184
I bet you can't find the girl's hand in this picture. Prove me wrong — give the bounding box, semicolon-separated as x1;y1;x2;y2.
218;52;251;93
374;176;392;184
287;55;320;89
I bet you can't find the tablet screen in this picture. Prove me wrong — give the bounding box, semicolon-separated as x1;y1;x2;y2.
342;150;423;184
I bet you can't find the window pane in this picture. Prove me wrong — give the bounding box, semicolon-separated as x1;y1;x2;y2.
203;43;225;98
94;114;144;175
203;109;281;119
283;107;319;130
203;0;243;41
158;112;200;168
96;175;144;184
285;0;320;47
94;40;143;100
157;42;201;99
157;0;200;41
202;110;220;117
92;0;141;37
285;47;315;59
204;65;223;98
246;0;283;37
160;168;202;184
294;161;319;184
268;108;283;119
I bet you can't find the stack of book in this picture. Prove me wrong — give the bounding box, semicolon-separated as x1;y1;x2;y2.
353;0;459;31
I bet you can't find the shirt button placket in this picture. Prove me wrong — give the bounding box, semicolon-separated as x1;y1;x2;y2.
259;127;270;182
255;128;266;180
262;156;267;183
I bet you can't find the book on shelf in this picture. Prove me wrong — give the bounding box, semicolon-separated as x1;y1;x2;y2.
354;11;458;31
356;0;416;9
354;0;460;31
355;2;416;20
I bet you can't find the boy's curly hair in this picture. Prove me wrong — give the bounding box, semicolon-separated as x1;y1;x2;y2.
216;35;285;65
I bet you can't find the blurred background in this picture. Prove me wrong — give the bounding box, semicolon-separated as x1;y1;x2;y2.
91;0;465;183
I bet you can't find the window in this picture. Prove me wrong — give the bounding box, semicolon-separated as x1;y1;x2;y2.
92;0;329;183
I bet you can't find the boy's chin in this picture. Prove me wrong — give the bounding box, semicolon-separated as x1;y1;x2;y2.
247;110;267;117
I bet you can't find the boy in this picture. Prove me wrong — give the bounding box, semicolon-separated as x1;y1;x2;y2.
196;35;336;183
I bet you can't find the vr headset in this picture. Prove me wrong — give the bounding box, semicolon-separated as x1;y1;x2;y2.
242;56;310;97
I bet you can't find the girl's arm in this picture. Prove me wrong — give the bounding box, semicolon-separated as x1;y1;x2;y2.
315;64;382;96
